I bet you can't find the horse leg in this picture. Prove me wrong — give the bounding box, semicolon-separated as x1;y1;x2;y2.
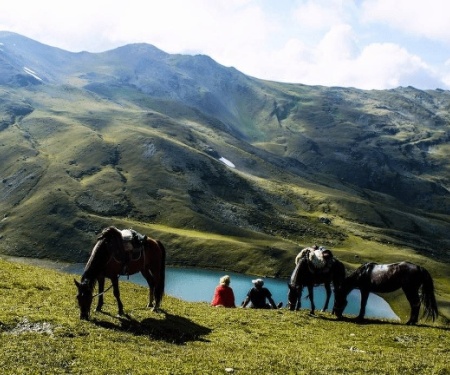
403;287;421;325
141;270;156;310
111;276;124;316
95;277;105;312
296;287;303;310
357;290;369;321
308;285;316;315
322;282;331;312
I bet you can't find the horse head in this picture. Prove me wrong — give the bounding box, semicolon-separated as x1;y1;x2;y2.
287;283;301;311
74;279;94;320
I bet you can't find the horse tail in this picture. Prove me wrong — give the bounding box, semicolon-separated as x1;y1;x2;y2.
155;240;166;303
420;267;439;322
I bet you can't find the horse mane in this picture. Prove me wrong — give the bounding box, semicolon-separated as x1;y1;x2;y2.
360;262;377;276
83;226;124;278
343;262;375;287
290;257;305;285
84;238;102;272
97;226;122;240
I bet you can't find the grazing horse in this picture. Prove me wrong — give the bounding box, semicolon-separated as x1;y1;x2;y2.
333;261;438;325
288;247;346;315
74;226;166;320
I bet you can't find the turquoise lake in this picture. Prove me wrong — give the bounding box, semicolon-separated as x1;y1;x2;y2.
66;264;399;320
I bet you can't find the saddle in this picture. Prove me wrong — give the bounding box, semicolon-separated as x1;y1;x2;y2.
295;247;334;273
120;229;147;259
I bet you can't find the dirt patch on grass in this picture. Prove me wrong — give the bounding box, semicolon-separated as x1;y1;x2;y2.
4;317;55;336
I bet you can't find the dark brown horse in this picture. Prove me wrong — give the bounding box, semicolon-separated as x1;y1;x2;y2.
288;248;346;314
333;261;438;325
74;226;166;320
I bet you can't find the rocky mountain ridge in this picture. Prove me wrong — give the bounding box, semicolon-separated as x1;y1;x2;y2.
0;31;449;269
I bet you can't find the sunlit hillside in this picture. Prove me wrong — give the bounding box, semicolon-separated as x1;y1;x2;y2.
0;32;449;320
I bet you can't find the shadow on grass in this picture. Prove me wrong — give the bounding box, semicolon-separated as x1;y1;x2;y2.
315;314;449;330
91;310;212;344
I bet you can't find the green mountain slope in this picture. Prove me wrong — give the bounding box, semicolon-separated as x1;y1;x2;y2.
0;31;449;287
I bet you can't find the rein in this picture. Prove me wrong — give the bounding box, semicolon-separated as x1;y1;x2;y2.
92;276;121;297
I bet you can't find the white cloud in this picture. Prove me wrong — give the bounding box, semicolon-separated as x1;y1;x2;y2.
259;30;439;90
350;43;435;89
362;0;450;42
293;0;349;31
0;0;119;51
315;24;358;61
441;59;450;87
0;0;449;89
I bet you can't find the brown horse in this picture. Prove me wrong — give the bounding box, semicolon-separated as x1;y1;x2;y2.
74;226;166;320
333;261;438;325
288;248;346;314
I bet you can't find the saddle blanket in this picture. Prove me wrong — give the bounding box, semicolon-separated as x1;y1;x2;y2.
121;229;134;241
295;247;329;269
120;229;146;252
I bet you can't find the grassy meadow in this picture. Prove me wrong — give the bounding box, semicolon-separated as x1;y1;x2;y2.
0;258;448;375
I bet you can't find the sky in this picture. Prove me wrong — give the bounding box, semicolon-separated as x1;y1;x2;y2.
1;0;450;90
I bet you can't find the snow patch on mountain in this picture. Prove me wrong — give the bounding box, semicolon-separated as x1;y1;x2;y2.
219;157;235;168
23;67;42;81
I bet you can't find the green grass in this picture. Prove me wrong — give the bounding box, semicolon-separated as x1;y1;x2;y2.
1;258;449;375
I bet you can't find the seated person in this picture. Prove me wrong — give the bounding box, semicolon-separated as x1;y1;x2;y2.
241;278;282;309
211;275;236;307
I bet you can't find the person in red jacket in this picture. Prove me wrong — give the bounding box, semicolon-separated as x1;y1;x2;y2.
211;275;236;308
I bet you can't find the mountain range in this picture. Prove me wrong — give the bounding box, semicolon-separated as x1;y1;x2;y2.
0;31;449;278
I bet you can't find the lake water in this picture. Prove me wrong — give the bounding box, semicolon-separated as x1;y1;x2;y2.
66;264;399;320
